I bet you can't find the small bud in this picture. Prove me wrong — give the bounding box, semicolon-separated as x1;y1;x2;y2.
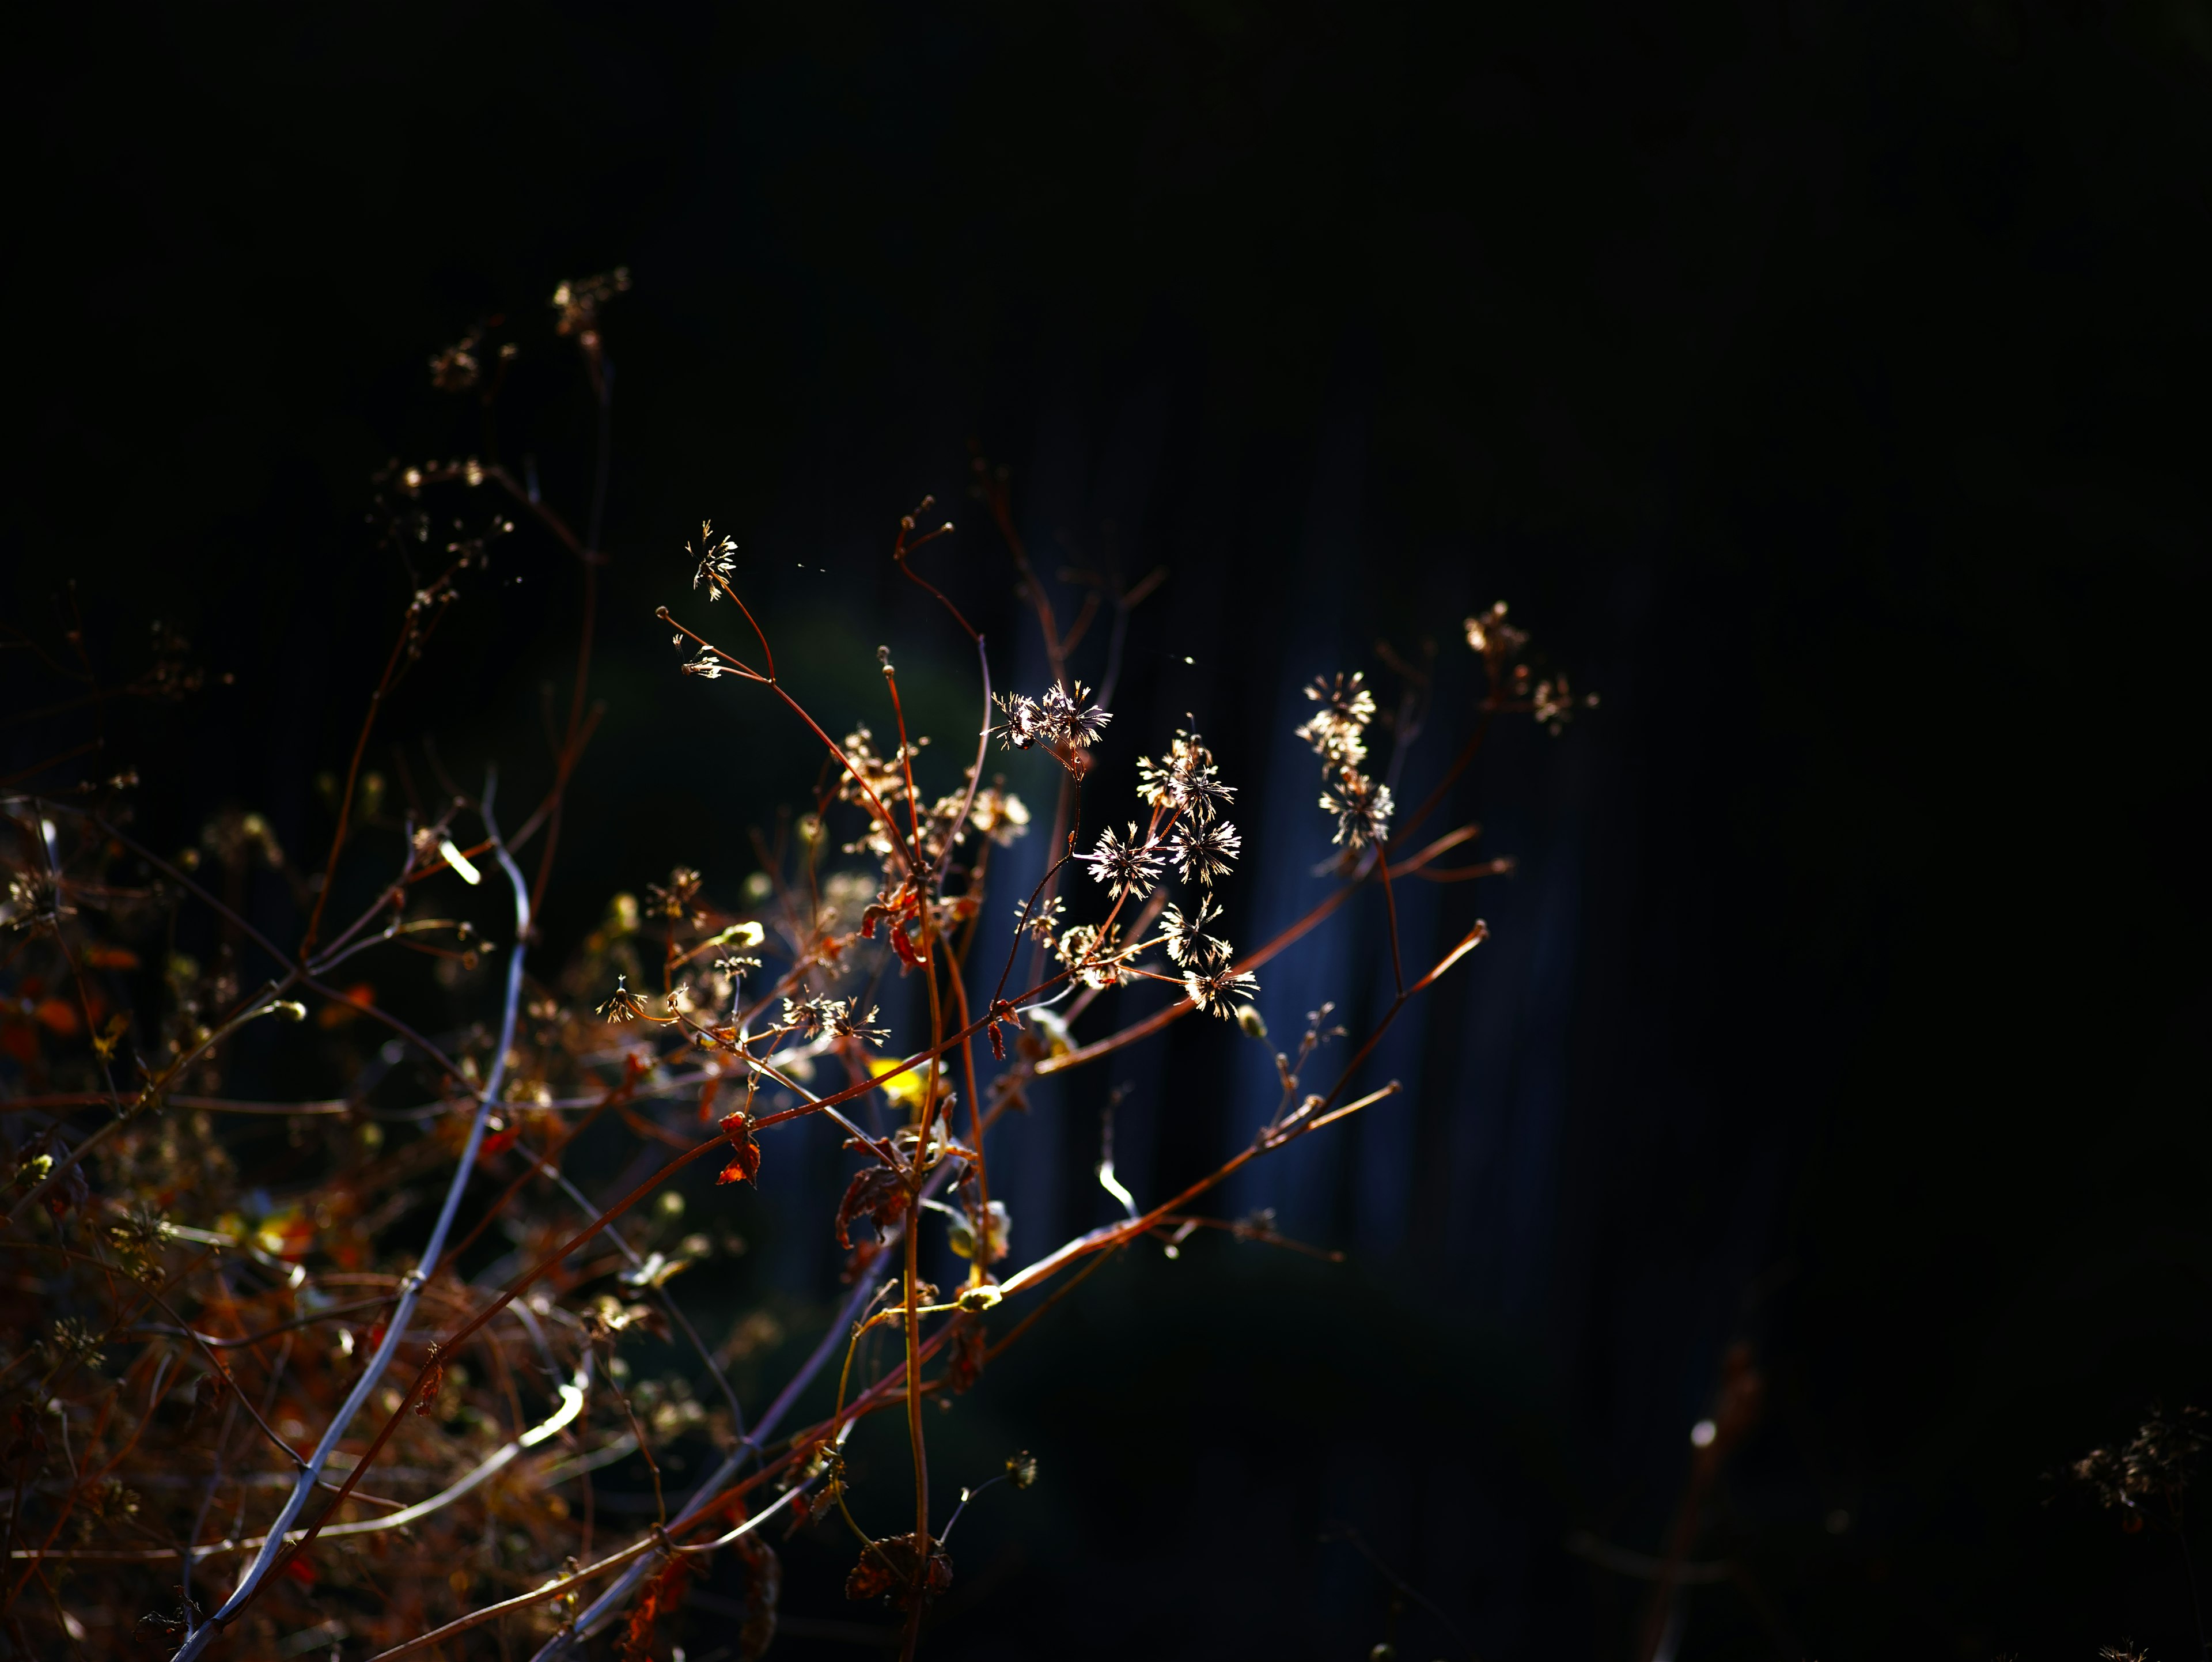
956;1284;1002;1313
1235;1005;1267;1040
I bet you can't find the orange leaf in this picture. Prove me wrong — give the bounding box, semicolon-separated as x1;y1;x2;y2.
316;982;376;1029
716;1111;762;1186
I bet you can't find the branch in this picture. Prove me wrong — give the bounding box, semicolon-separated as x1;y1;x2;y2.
170;783;533;1659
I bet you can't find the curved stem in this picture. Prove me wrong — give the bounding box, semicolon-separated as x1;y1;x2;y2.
171;784;532;1659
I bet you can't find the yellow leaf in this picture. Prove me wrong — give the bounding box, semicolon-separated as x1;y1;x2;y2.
868;1054;952;1109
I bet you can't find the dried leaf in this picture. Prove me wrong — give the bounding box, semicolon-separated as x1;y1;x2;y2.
617;1553;692;1662
843;1532;952;1609
734;1529;781;1661
412;1349;445;1417
181;1372;229;1438
835;1165;910;1249
717;1110;762;1187
947;1322;986;1395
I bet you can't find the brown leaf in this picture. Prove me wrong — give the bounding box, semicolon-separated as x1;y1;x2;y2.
835;1165;910;1249
716;1110;762;1187
946;1322;986;1395
181;1371;229;1438
412;1349;445;1417
734;1530;781;1661
843;1532;952;1609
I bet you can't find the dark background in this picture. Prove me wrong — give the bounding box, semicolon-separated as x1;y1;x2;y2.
9;3;2212;1657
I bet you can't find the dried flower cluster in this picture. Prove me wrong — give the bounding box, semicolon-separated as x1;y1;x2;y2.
1465;600;1596;736
0;276;1583;1661
2071;1404;2208;1526
990;682;1111;783
1294;672;1389;849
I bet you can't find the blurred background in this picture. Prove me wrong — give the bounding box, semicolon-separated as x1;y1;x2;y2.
7;4;2212;1657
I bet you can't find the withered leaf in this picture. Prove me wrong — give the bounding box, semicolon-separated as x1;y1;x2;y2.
716;1110;762;1187
616;1553;692;1662
734;1529;781;1661
411;1349;445;1417
835;1164;910;1249
947;1321;986;1395
843;1532;952;1609
181;1371;229;1438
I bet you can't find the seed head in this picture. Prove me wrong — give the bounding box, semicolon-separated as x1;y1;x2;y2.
1294;672;1376;767
994;682;1111;759
597;976;649;1023
689;521;739;593
1184;963;1262;1020
1137;728;1235;823
1160;898;1231;969
1321;766;1393;849
1165;818;1241;886
1082;824;1164;899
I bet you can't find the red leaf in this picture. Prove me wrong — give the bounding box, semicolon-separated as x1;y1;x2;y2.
834;1165;910;1249
618;1553;694;1662
716;1111;762;1186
